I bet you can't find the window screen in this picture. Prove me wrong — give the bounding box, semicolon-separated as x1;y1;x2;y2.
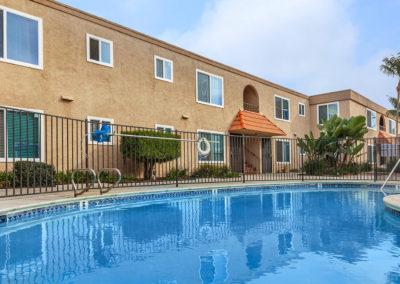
89;38;99;61
197;72;210;104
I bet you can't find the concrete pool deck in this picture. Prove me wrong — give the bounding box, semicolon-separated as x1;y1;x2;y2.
0;180;398;216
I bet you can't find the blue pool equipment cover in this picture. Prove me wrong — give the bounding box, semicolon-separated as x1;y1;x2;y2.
91;124;111;142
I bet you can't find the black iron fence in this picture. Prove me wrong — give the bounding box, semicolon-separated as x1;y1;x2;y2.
0;107;399;197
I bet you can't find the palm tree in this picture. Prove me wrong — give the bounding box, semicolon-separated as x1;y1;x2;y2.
386;96;400;118
380;53;400;137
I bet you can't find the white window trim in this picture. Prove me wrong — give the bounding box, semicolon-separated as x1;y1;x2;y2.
155;124;174;132
87;116;114;145
276;139;291;164
367;144;376;163
0;5;43;70
388;118;396;136
366;108;377;130
197;129;225;163
298;103;305;117
154;56;173;83
86;33;114;68
195;69;224;109
0;105;44;162
317;102;340;125
274;95;290;122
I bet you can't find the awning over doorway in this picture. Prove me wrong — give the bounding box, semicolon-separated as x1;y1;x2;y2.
229;110;286;136
377;130;395;144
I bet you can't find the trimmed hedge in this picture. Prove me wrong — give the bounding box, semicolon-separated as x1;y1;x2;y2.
191;165;239;178
14;161;55;187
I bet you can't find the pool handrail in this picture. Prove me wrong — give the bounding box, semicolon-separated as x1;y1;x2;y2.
98;168;122;195
72;168;97;197
380;157;400;196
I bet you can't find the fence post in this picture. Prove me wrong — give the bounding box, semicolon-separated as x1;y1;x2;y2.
175;130;179;188
301;138;304;182
374;138;377;182
85;119;89;186
242;134;246;183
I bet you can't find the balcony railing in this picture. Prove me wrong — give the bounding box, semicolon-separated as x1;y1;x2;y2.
243;102;259;113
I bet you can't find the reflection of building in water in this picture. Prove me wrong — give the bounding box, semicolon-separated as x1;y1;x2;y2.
0;190;389;283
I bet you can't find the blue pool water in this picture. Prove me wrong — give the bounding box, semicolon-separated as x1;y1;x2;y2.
1;187;400;283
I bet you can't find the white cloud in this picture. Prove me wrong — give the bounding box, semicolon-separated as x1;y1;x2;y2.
160;0;397;108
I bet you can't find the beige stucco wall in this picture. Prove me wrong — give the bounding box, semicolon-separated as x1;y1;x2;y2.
0;0;310;139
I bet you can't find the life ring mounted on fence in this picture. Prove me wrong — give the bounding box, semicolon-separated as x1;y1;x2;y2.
196;137;211;157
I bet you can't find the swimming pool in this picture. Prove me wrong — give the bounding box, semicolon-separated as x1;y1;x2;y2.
1;185;400;283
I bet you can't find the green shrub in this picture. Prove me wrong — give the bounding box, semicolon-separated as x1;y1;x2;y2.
14;161;55;187
120;130;181;180
191;165;239;178
166;168;188;181
289;169;299;173
386;158;400;173
0;171;13;188
302;160;327;175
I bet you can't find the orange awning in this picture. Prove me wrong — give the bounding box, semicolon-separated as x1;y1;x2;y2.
229;110;286;137
377;130;396;144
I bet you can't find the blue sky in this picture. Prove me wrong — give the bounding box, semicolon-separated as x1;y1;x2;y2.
59;0;400;109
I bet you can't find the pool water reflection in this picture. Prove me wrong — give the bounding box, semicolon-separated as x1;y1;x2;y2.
1;188;400;283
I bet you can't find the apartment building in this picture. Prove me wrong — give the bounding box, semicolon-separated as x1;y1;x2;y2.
0;0;397;175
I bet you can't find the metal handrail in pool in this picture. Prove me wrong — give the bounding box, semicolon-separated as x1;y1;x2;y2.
72;168;97;197
380;157;400;196
98;168;122;195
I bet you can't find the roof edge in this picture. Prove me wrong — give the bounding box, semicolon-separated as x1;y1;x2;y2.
30;0;308;99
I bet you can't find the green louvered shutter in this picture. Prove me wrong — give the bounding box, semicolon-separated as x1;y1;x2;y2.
7;111;40;158
0;109;4;158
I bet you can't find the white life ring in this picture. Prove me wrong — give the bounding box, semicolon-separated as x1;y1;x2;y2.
196;137;211;156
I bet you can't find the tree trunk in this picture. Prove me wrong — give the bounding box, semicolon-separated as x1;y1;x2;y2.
143;160;155;180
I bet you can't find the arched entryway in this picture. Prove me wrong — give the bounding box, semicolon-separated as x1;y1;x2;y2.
243;85;259;113
379;115;385;131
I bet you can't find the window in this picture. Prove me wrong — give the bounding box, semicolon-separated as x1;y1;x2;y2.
389;119;396;135
318;102;339;124
86;34;113;67
299;146;306;155
196;70;223;107
275;96;290;121
367;145;375;163
366;109;376;130
298;103;305;117
155;124;174;134
0;6;43;69
276;140;290;163
87;116;114;145
154;56;173;82
197;130;224;162
0;107;43;160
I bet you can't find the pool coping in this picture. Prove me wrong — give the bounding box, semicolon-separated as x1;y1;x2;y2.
0;181;398;224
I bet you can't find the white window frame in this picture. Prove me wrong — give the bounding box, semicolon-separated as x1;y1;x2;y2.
298;103;305;117
389;119;396;136
197;129;225;163
317;102;340;125
86;33;114;68
274;95;290;122
275;139;291;164
0;5;43;70
366;108;377;130
367;144;376;163
154;56;173;83
196;69;224;108
0;105;44;162
87;116;114;145
155;124;174;133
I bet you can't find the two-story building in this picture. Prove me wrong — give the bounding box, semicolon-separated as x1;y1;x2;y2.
0;0;397;177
